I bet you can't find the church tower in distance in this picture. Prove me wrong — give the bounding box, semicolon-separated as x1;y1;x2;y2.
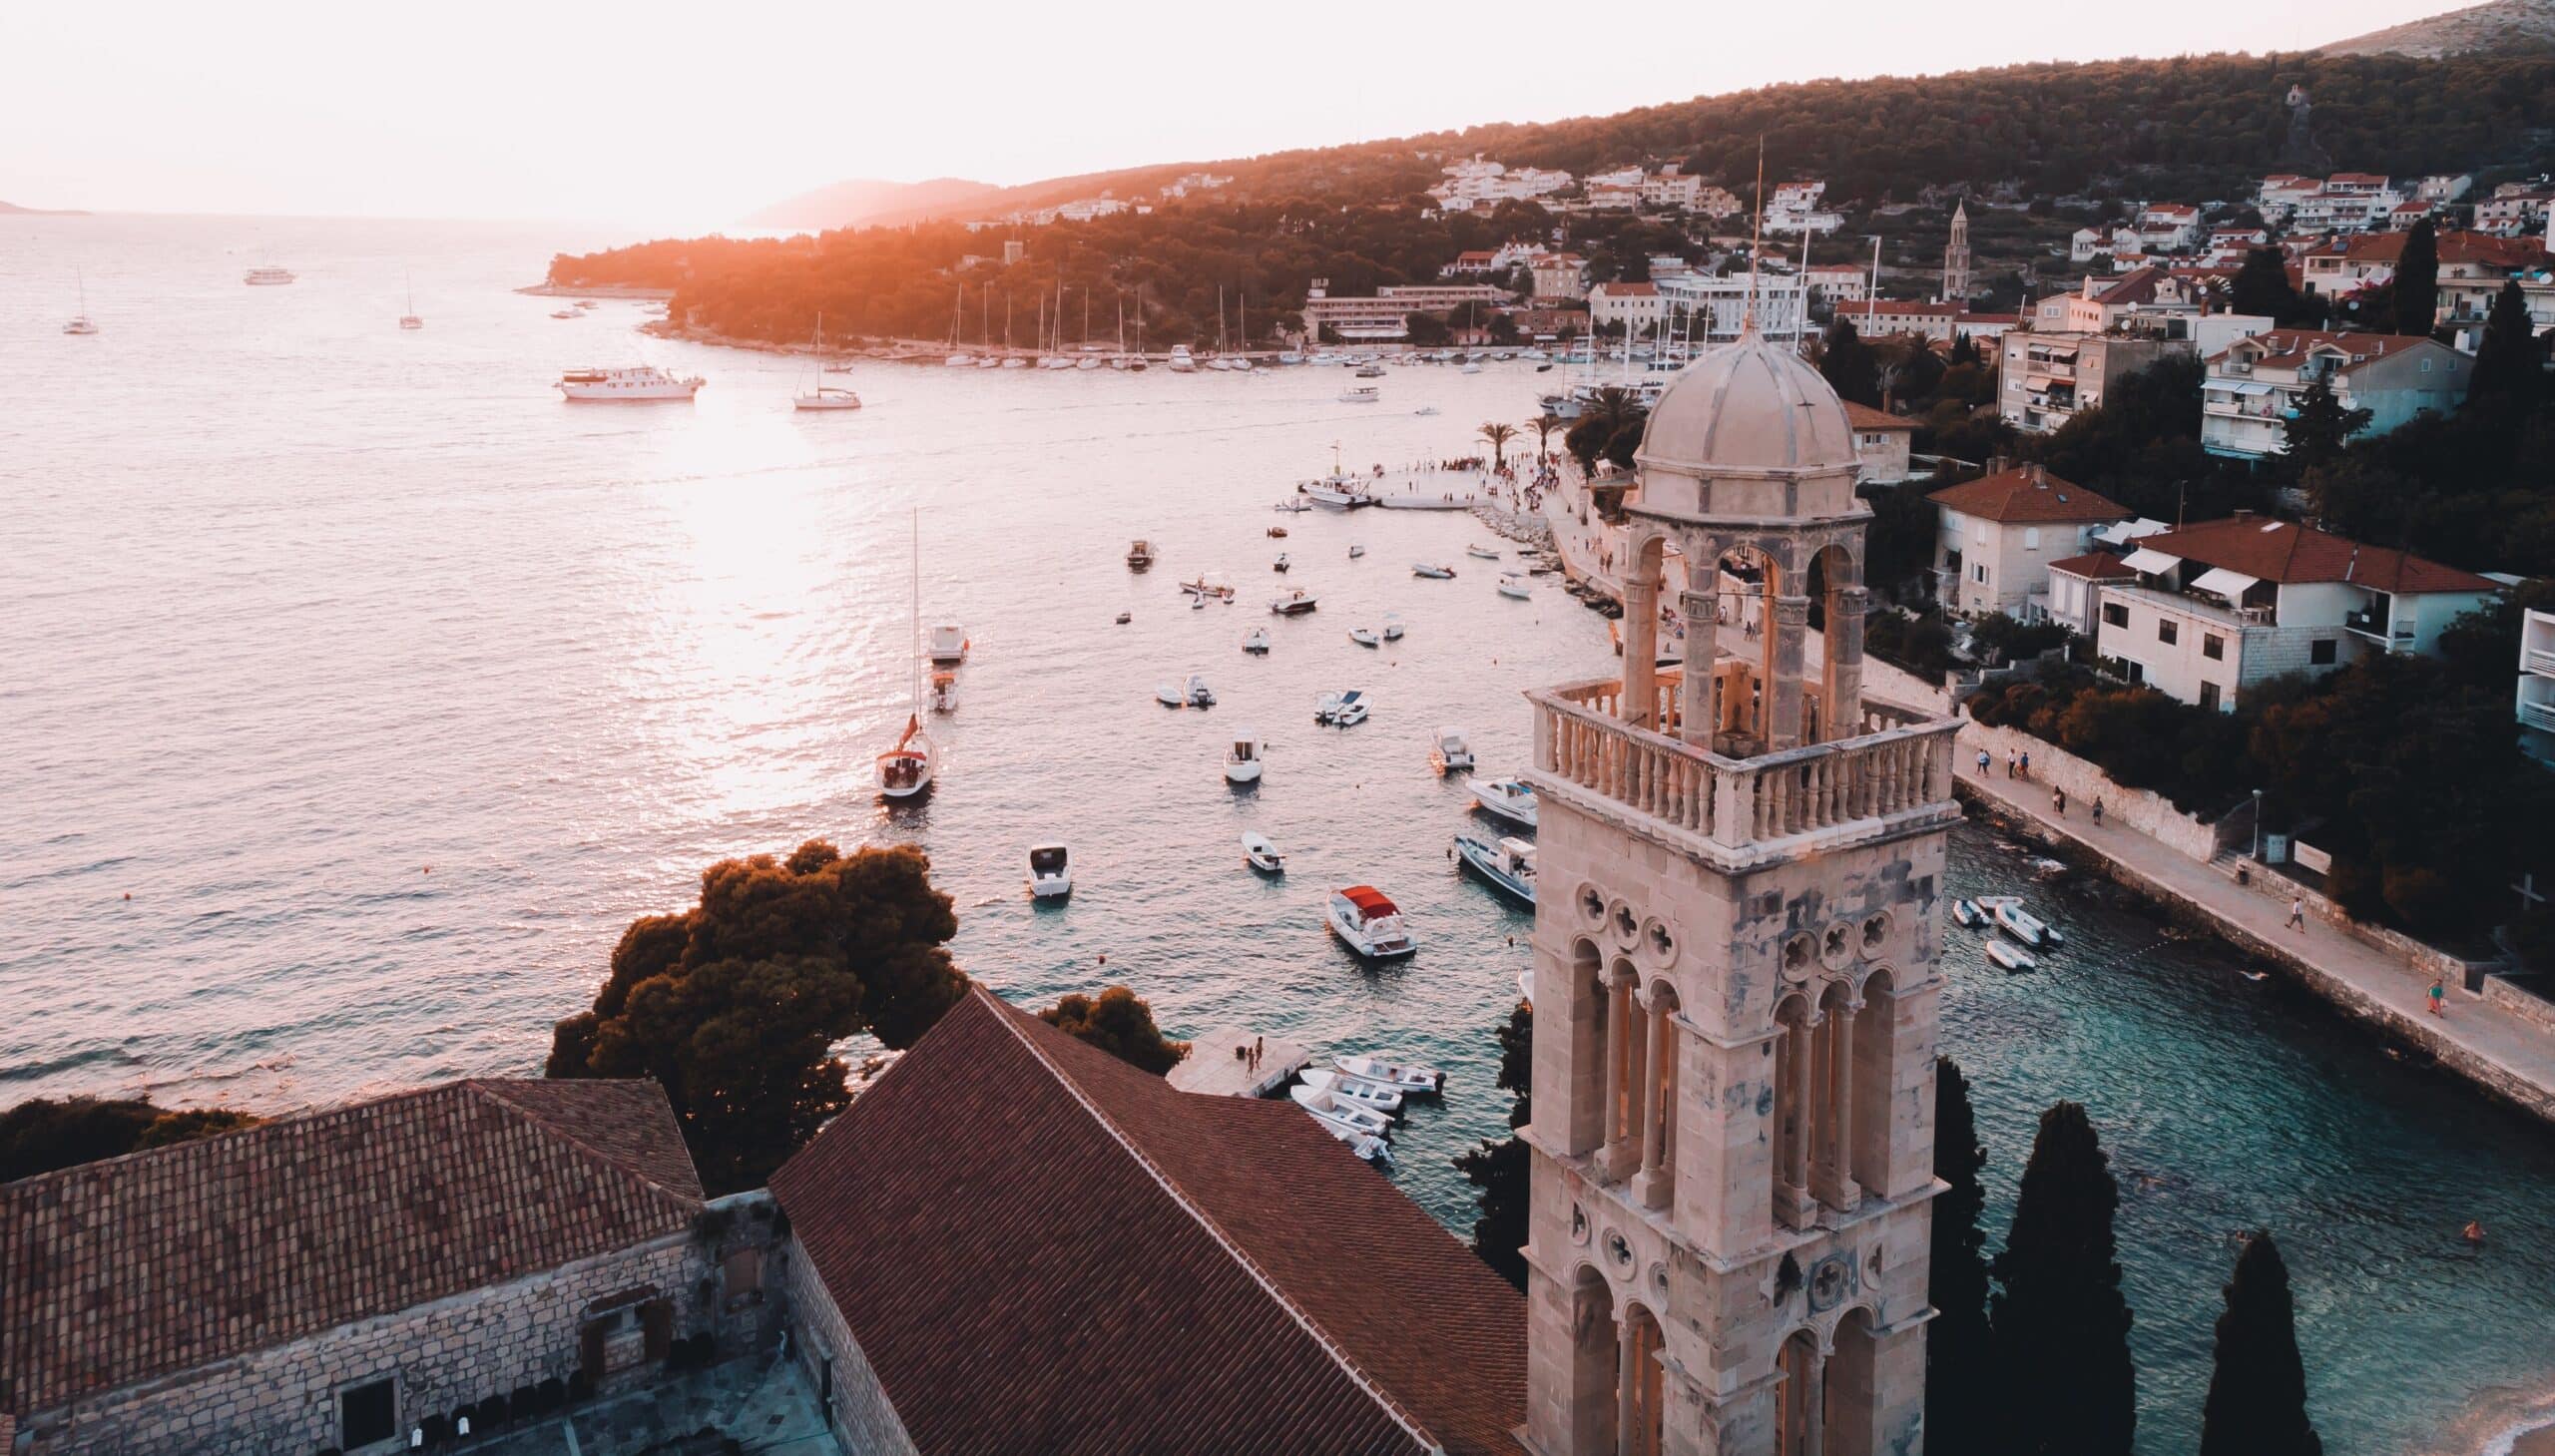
1517;325;1963;1456
1941;201;1972;305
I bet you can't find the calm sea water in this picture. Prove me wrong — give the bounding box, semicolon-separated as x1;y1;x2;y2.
5;215;2552;1453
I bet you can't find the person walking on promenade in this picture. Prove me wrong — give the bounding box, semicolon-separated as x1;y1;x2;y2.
2020;749;2031;780
2429;978;2448;1017
2288;896;2308;932
2052;786;2066;816
2006;749;2017;778
2091;796;2105;826
1977;748;1991;775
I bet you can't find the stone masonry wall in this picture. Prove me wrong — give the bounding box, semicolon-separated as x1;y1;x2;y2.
1955;717;2222;861
775;1228;916;1456
22;1194;780;1456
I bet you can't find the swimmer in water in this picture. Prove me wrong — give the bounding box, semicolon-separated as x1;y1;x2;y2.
2463;1220;2485;1246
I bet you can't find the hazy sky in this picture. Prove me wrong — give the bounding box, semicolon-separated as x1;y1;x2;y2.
1;0;2479;229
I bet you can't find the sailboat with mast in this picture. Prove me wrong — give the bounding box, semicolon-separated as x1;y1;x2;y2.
877;512;937;801
398;270;423;330
793;312;862;410
63;271;98;335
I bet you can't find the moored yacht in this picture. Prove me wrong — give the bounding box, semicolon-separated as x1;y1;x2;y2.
1325;885;1417;961
243;264;295;285
1268;588;1317;616
1497;571;1533;600
1432;728;1475;774
1299;1068;1402;1115
1332;1052;1443;1093
63;271;97;335
878;512;937;801
1412;562;1456;580
1381;612;1404;641
1181;574;1236;603
1467;775;1538;829
1289;1084;1393;1139
557;365;705;401
1337;385;1380;404
1241;627;1271;655
793;313;861;410
1166;344;1197;372
928;672;958;715
1328;689;1370;728
1242;831;1286;874
1028;843;1073;900
1297;1101;1390;1162
1126;539;1156;571
1454;832;1537;905
1224;729;1265;783
399;270;423;330
927;624;969;666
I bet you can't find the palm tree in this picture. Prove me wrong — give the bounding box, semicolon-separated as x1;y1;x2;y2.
1478;421;1519;470
1526;411;1567;458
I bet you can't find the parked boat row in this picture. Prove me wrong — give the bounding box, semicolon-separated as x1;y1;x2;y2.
1951;894;2066;972
1288;1052;1448;1162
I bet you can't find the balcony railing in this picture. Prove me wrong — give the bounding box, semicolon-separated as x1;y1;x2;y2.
1531;678;1960;856
2343;608;2416;645
2522;701;2555;732
2525;648;2555;677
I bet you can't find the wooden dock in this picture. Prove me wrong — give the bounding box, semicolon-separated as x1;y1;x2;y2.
1169;1027;1309;1099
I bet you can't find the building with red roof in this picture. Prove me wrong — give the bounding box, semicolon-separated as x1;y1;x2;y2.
1829;297;2020;343
2201;328;2468;461
1927;464;2131;618
2092;513;2501;711
1841;400;1916;484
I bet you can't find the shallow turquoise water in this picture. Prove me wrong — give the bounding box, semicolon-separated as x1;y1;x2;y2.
4;215;2551;1453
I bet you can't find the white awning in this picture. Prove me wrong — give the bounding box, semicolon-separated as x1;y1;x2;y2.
2119;547;2180;575
2189;566;2260;598
2218;381;2277;396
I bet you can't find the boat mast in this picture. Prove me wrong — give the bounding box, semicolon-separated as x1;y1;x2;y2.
909;509;922;717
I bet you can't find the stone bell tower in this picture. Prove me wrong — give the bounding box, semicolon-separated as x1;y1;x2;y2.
1941;202;1972;306
1518;327;1963;1456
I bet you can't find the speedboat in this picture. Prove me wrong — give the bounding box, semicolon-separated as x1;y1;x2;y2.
928;672;958;716
927;624;969;666
1126;539;1156;571
1413;406;1439;416
1225;729;1264;783
1331;690;1370;728
1381;613;1404;641
1269;588;1318;616
1468;775;1538;828
944;353;974;367
1326;885;1417;960
1243;831;1286;874
1338;385;1380;404
1290;1085;1393;1138
1028;843;1073;900
1497;572;1533;601
1455;832;1537;905
1433;728;1475;774
1467;545;1502;561
1167;345;1198;372
556;365;705;401
1347;544;1365;559
1952;898;1985;929
1185;674;1217;709
1242;627;1271;655
1314;692;1342;725
1299;1101;1390;1162
1412;563;1456;580
1156;682;1186;708
1991;900;2063;948
1300;1068;1403;1115
1181;575;1237;603
1349;626;1381;648
1354;363;1386;378
1332;1052;1443;1093
1273;553;1290;573
1985;939;2038;973
876;716;934;800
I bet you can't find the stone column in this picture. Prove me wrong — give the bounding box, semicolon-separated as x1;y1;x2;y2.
1769;595;1811;751
1624;569;1661;729
1617;1317;1643;1456
1678;589;1717;749
1638;999;1674;1209
1605;972;1637;1179
1527;1263;1619;1456
1779;1011;1818;1229
1801;1348;1827;1456
1822;586;1867;742
1821;999;1860;1211
1620;982;1650;1185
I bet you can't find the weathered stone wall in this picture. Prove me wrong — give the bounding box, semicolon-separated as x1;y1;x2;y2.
775;1228;917;1456
1955;717;2223;861
20;1194;779;1456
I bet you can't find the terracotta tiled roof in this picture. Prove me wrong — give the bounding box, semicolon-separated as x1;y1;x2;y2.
2092;266;2169;305
1842;401;1915;432
2130;516;2498;593
2046;551;2137;580
1836;298;1962;319
2209;328;2440;372
771;986;1526;1456
1928;466;2130;524
0;1080;700;1417
1596;281;1660;296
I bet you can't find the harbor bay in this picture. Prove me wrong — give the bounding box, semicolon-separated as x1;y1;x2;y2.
8;215;2555;1453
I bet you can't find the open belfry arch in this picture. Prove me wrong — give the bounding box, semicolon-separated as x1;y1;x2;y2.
1520;324;1964;1456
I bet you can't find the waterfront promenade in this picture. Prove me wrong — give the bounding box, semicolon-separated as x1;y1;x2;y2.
1958;754;2555;1128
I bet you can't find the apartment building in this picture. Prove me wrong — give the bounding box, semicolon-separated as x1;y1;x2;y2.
1929;465;2132;618
2200;330;2468;461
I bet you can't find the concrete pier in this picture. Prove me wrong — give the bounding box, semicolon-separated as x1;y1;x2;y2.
1169;1028;1308;1098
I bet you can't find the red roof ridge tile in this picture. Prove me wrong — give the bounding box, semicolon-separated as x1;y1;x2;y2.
976;989;1444;1453
465;1080;708;1205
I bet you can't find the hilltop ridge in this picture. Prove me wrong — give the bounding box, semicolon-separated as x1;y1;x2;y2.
2321;0;2555;56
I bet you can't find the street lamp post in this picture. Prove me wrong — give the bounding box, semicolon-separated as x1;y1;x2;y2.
2252;789;2266;861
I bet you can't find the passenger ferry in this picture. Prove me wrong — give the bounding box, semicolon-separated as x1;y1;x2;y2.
556;365;706;401
242;265;295;286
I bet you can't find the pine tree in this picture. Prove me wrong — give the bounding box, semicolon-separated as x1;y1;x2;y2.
1990;1101;2137;1456
1925;1057;1996;1451
2470;279;2545;408
2282;378;2371;474
2232;246;2299;322
2392;217;2438;338
2200;1232;2323;1456
1949;331;1981;368
1820;317;1882;408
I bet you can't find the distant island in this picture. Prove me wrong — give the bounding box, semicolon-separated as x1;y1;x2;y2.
0;200;92;216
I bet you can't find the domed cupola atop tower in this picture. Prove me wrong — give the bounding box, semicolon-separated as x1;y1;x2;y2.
1631;324;1864;523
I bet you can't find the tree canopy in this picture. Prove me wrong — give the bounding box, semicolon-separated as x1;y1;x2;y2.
1991;1101;2138;1456
1455;1000;1534;1291
545;839;966;1194
0;1096;260;1183
1926;1057;1996;1452
2200;1232;2323;1456
1037;986;1189;1074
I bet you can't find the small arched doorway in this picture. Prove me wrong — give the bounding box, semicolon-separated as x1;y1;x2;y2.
1826;1306;1881;1456
1775;1326;1822;1456
1619;1302;1667;1456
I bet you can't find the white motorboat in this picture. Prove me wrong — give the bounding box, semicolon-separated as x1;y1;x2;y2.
1349;626;1381;648
1186;674;1217;709
1028;843;1073;900
1466;545;1502;561
1455;833;1537;906
1167;345;1198;372
1348;543;1365;559
1127;539;1157;571
1497;572;1533;601
928;672;958;716
1290;1085;1393;1138
1332;1052;1443;1094
1326;885;1417;960
945;353;975;367
1225;730;1264;783
927;624;969;666
1269;588;1318;616
1242;627;1271;655
1433;728;1475;774
793;313;861;410
877;512;937;801
1381;613;1404;641
551;307;582;319
1413;406;1439;416
1273;498;1312;514
1300;1068;1403;1115
1001;356;1028;368
243;264;295;285
1468;776;1538;828
1952;898;1986;930
1331;690;1370;728
1412;563;1456;580
1338;385;1380;404
1353;363;1385;378
1273;553;1291;573
1181;574;1237;603
1299;1102;1390;1162
1991;900;2063;948
1243;831;1286;874
1459;361;1482;375
1985;939;2038;972
1156;682;1186;708
1314;691;1342;725
557;365;705;401
574;299;598;310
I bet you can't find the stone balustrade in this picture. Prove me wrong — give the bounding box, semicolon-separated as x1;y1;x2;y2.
1532;678;1960;856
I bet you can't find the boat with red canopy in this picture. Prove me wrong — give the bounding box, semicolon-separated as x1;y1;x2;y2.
1326;884;1416;960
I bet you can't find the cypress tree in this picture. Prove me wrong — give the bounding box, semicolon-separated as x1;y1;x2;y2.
1820;317;1882;408
2392;217;2438;338
1455;1001;1534;1289
2470;279;2545;408
1925;1057;1995;1451
2200;1231;2323;1456
2232;246;2299;323
1990;1101;2137;1456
